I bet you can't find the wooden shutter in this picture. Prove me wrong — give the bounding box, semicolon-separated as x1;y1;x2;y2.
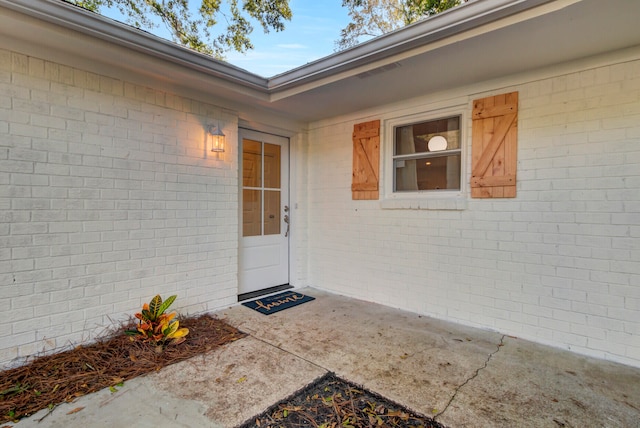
471;92;518;198
352;119;380;200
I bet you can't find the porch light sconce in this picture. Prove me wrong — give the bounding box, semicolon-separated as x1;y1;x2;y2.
208;125;225;153
427;135;447;152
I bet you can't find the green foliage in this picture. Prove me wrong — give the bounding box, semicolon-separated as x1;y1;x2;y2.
125;295;189;347
336;0;467;50
64;0;292;59
70;0;106;11
336;0;402;51
402;0;465;23
66;0;462;60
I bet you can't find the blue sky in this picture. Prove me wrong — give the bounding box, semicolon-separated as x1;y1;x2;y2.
225;1;352;77
103;1;352;77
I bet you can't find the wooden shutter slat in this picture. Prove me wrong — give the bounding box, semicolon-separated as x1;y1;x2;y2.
471;92;518;199
471;174;516;187
352;119;380;200
472;103;517;120
354;127;379;138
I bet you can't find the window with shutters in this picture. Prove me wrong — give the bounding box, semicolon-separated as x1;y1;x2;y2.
391;113;462;193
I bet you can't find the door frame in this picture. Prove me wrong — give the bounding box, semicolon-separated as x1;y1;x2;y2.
238;127;291;300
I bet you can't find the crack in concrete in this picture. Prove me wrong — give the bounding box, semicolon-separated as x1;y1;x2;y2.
434;334;506;422
248;327;509;425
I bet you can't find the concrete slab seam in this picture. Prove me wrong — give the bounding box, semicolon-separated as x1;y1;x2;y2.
248;333;331;373
434;334;506;422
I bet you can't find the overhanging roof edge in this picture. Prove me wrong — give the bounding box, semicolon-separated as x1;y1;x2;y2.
266;0;564;91
0;0;270;91
1;0;588;101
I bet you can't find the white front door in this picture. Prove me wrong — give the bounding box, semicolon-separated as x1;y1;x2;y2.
239;129;290;295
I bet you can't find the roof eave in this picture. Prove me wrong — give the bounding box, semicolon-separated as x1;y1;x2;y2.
2;0;568;94
267;0;560;91
0;0;269;91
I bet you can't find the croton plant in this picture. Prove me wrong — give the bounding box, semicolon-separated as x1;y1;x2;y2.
125;294;189;347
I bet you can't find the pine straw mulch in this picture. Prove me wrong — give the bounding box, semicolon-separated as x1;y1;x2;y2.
0;314;245;424
238;372;446;428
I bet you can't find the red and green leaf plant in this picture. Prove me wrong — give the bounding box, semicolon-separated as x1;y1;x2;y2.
125;295;189;348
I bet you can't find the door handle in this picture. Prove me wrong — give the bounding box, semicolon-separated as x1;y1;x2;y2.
284;213;290;237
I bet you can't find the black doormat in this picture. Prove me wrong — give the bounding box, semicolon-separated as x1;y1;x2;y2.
238;372;445;427
241;290;315;315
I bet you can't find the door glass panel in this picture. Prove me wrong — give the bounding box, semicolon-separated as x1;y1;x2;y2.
263;143;281;189
243;139;262;188
243;189;261;237
263;190;281;235
242;138;284;237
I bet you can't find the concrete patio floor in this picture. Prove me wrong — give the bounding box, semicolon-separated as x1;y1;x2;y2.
13;288;640;427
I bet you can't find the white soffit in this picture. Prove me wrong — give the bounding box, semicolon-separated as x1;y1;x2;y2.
267;0;571;93
268;0;640;120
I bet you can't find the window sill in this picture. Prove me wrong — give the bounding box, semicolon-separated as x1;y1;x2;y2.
380;196;467;211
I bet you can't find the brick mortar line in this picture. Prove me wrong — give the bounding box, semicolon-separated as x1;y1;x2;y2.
434;334;506;422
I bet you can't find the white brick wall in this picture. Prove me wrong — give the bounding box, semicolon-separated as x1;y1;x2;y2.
305;56;640;367
2;45;639;369
0;49;239;368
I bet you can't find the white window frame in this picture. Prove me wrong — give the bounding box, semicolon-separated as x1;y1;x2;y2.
382;105;467;210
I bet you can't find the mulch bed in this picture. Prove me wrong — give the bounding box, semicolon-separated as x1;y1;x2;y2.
0;314;245;423
239;372;445;428
3;316;447;428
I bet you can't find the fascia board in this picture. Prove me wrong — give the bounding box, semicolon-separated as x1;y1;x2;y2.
0;0;269;91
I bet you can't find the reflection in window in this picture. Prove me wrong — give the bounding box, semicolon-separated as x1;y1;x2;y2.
243;189;261;237
243;139;262;188
242;139;282;237
263;190;280;235
393;115;461;192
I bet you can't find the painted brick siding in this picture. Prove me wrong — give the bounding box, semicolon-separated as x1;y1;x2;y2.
0;49;238;368
306;58;640;367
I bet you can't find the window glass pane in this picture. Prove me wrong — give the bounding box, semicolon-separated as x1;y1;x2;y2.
242;139;262;188
395;116;460;155
243;189;261;237
395;155;461;191
263;190;280;235
263;143;281;189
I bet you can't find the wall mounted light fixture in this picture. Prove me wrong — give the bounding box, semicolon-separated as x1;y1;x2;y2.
208;125;225;153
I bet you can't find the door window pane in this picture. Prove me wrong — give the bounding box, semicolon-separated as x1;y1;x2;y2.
243;139;262;188
263;190;281;235
242;138;284;237
243;189;261;237
264;143;281;189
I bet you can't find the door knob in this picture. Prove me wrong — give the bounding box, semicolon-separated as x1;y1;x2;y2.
284;214;290;237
